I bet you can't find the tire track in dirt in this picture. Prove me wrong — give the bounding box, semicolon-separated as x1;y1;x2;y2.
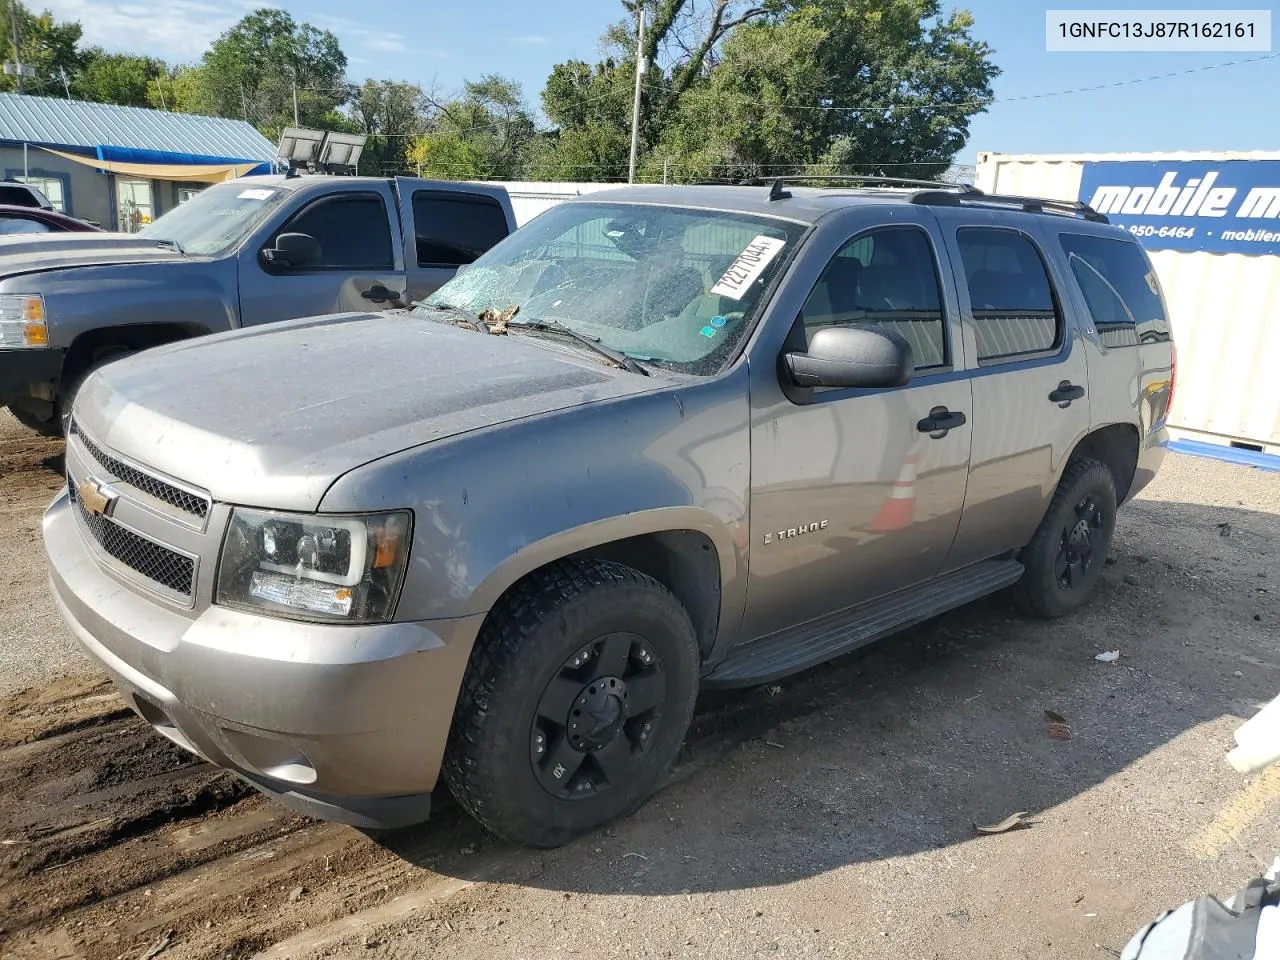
0;601;997;960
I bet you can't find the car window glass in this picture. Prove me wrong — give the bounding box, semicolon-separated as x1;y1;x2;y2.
957;228;1061;360
412;192;509;266
1059;233;1169;346
277;194;393;270
0;217;50;234
801;227;948;370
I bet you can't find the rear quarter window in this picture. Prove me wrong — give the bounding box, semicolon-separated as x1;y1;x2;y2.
1058;233;1170;346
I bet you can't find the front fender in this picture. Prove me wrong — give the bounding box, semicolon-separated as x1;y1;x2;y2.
320;370;753;641
26;261;239;349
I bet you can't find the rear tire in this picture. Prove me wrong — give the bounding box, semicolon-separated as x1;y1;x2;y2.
1013;457;1117;619
443;558;699;848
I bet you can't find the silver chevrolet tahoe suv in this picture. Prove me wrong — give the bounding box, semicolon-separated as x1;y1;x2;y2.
42;178;1174;848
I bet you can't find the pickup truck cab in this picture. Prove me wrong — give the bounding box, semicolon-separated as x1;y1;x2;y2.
43;179;1173;848
0;174;516;435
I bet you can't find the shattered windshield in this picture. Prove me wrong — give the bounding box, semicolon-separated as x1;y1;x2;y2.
414;201;806;376
138;181;289;257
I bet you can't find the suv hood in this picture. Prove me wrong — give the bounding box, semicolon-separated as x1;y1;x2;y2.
74;312;661;511
0;233;183;276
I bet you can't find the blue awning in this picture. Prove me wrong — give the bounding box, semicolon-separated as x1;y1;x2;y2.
95;145;272;175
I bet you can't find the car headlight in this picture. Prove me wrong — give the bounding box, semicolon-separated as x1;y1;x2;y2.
0;294;48;347
216;508;412;623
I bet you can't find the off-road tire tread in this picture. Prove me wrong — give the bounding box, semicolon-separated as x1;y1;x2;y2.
443;557;697;847
1014;456;1117;619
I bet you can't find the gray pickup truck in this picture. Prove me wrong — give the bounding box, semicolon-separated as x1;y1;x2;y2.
43;178;1173;848
0;174;516;435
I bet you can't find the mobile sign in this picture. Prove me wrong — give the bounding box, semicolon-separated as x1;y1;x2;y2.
1077;160;1280;255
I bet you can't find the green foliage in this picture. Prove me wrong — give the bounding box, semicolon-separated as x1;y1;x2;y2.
0;2;83;95
0;0;998;189
199;8;348;135
408;75;536;180
73;49;166;107
552;0;998;183
349;79;425;173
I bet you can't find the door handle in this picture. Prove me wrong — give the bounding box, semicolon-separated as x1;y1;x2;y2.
916;407;967;436
1048;381;1086;405
361;284;401;304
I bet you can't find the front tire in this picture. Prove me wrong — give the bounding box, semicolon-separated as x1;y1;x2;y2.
6;401;60;437
1013;457;1117;619
58;346;133;435
443;558;699;848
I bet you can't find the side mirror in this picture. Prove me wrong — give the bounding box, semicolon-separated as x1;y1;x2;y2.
784;325;913;389
262;232;321;269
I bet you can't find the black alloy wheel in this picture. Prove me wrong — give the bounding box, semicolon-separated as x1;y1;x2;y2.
530;632;666;799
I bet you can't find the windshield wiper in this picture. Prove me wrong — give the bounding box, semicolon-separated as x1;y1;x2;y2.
507;318;650;376
152;237;185;255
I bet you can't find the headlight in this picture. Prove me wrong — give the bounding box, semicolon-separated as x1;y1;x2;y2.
0;294;48;347
216;508;412;623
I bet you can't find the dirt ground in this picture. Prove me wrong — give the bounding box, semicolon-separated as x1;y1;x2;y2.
0;409;1278;960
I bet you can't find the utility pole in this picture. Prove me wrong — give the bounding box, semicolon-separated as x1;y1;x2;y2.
291;65;300;127
627;7;646;183
59;67;69;99
4;0;34;95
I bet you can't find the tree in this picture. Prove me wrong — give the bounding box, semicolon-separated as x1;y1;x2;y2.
73;49;167;107
349;79;427;174
0;2;83;96
407;75;535;180
147;65;216;115
199;8;348;136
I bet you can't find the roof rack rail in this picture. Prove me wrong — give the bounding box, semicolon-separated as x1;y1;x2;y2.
910;189;1109;223
758;174;979;201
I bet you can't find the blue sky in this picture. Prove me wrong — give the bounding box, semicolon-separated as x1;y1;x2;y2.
42;0;1280;163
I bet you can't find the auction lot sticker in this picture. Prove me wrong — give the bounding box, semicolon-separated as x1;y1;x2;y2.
710;236;787;300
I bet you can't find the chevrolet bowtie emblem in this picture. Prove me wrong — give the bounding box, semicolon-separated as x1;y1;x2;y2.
77;477;117;518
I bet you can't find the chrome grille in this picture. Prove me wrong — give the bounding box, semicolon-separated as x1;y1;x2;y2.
71;421;211;521
69;480;196;598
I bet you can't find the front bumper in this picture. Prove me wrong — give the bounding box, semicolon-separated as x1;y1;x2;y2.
0;347;63;406
43;489;484;829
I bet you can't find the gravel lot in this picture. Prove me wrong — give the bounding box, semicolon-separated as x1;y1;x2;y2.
0;409;1277;960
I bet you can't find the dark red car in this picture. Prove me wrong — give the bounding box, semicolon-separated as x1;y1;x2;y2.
0;205;102;235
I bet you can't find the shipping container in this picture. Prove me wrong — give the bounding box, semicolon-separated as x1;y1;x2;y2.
976;151;1280;454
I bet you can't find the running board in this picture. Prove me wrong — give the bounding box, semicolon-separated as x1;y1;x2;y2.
705;560;1024;688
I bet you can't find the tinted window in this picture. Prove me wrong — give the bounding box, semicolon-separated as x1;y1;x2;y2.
958;228;1061;361
412;192;509;266
278;194;393;270
1059;233;1170;346
0;184;42;208
0;217;50;234
802;227;947;369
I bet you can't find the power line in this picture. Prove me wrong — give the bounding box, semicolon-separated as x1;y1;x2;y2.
644;52;1280;113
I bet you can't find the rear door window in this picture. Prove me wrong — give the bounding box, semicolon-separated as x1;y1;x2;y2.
412;191;509;267
1059;233;1170;346
957;228;1062;361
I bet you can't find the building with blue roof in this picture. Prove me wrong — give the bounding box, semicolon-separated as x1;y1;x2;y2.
0;92;277;231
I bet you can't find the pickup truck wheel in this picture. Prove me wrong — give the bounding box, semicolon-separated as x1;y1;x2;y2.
443;558;699;848
58;346;133;435
1013;457;1117;619
6;402;61;437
